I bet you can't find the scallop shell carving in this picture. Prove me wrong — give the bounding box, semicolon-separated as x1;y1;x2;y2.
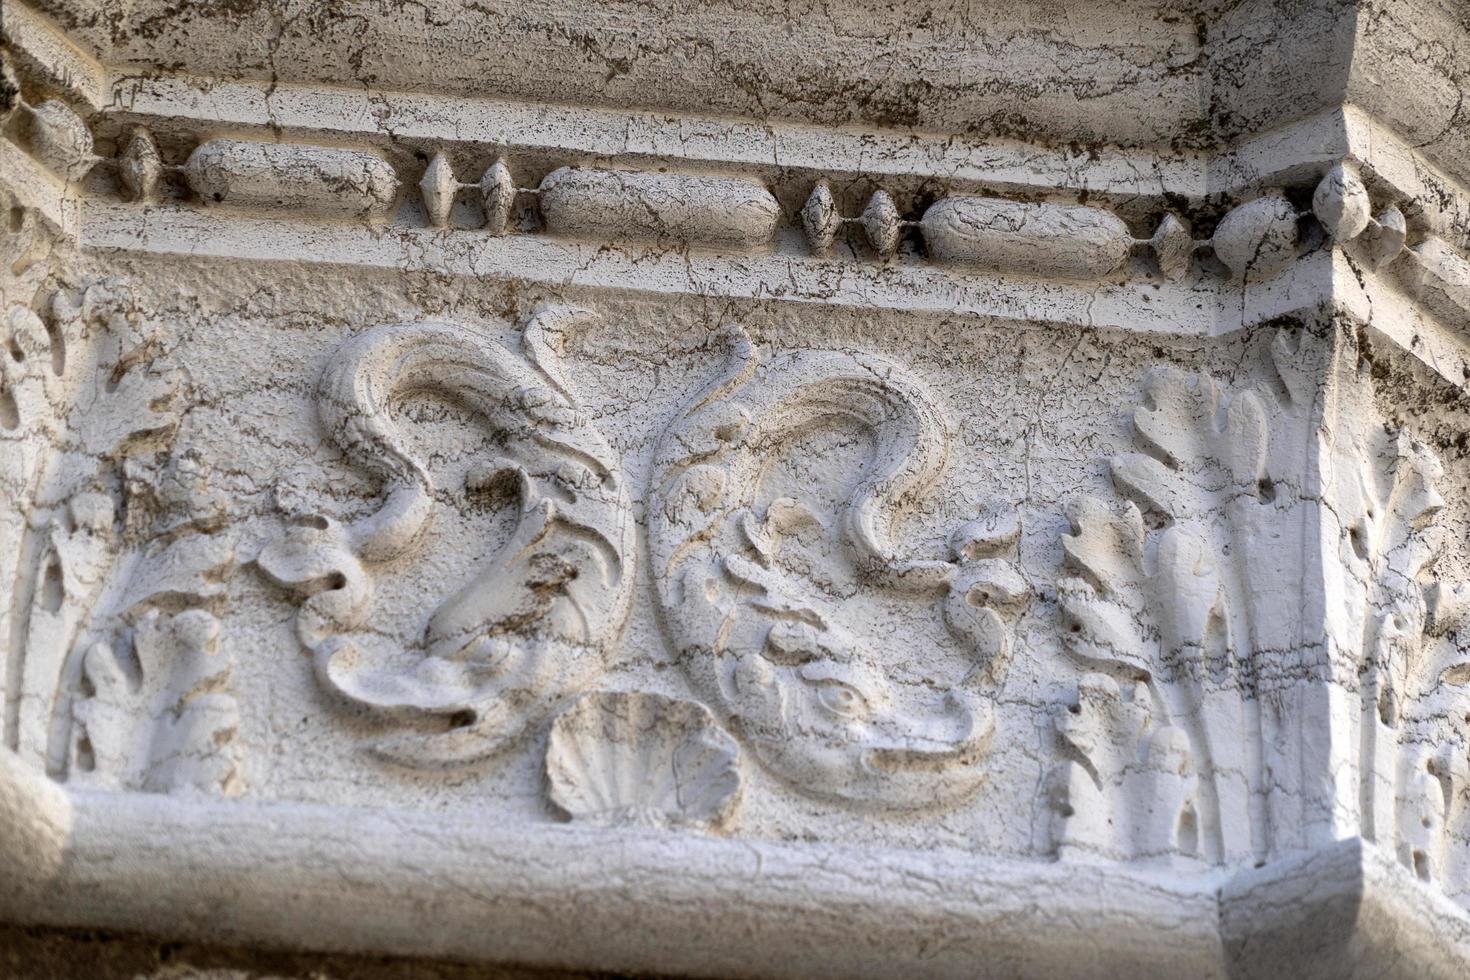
546;691;742;832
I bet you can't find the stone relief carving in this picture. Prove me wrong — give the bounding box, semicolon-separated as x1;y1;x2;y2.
111;131;403;221
537;168;781;249
545;689;742;833
72;607;240;795
409;150;1425;284
1408;234;1470;328
1;276;242;795
36;108;1436;291
9;5;1470;973
802;164;1407;279
1206;164;1407;280
66;449;241;795
0;185;46;277
648;324;1031;810
258;307;635;768
420;156;783;248
1044;327;1470;897
0;63;97;184
1349;442;1470;893
411;149;1425;285
184;139;401;220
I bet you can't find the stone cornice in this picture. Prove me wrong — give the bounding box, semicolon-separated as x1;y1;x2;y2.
12;0;1470;179
5;0;1470;379
3;0;1468;227
6;141;1466;389
2;745;1468;980
15;1;1469;169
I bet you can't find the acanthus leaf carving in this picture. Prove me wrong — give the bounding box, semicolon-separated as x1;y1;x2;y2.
1046;338;1328;868
0;272;245;795
1044;326;1470;902
73;607;240;796
1044;673;1199;866
63;445;244;796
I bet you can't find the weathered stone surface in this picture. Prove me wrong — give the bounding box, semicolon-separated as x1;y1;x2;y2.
537;167;782;249
0;925;601;979
3;1;1470;977
920;197;1135;279
183;139;400;219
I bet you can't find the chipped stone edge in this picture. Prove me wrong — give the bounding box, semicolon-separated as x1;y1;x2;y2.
1;745;1467;980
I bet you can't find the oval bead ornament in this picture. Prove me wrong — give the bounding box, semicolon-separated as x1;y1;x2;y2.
921;196;1133;279
1312;163;1372;241
28;99;94;180
538;166;781;250
184;139;400;220
1211;195;1300;280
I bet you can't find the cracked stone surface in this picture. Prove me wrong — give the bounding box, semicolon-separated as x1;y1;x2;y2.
4;1;1470;978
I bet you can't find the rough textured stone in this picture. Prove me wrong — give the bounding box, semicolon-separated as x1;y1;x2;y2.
0;926;605;979
3;1;1470;977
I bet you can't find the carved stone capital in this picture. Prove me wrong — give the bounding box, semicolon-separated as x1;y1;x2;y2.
3;1;1470;976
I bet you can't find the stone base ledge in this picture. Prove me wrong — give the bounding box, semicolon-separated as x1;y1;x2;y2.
3;748;1466;980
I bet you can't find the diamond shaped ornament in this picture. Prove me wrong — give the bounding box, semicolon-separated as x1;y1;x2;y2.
120;128;164;203
419;152;458;228
861;190;901;258
1149;213;1194;282
479;157;516;235
801;181;841;253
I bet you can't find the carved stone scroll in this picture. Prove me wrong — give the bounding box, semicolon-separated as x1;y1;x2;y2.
258;307;635;768
648;325;1030;810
